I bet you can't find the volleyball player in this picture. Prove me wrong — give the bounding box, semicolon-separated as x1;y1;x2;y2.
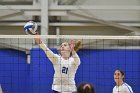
34;34;81;93
113;69;134;93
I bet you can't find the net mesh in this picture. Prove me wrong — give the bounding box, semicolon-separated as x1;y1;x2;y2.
0;35;139;93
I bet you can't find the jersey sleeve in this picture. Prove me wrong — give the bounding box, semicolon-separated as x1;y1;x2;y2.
126;86;134;93
39;43;59;64
112;86;115;93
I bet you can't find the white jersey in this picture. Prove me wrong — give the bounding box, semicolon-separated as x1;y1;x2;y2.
39;44;81;93
113;83;134;93
52;54;80;93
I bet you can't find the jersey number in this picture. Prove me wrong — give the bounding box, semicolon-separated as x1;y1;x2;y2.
62;67;68;74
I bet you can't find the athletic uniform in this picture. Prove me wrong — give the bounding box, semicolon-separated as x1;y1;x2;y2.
113;82;134;93
39;43;81;93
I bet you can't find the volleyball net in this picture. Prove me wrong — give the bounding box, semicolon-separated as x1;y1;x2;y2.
0;35;139;93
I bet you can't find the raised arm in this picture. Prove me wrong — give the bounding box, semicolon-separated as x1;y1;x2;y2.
72;50;80;66
70;40;81;66
34;34;58;63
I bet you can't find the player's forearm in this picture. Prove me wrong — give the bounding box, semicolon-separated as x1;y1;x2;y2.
34;35;49;53
39;43;54;55
72;51;80;65
34;35;58;63
34;35;43;44
39;43;58;63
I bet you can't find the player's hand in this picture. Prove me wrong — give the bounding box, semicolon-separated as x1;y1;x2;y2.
69;40;76;51
74;40;81;52
35;31;39;35
34;32;42;44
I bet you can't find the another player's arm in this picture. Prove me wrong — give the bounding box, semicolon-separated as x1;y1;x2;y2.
34;34;58;63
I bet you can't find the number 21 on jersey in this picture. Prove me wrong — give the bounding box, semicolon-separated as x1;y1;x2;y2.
62;67;68;74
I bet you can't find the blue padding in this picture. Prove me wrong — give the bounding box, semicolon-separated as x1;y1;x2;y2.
30;49;140;93
0;49;139;93
29;48;58;93
0;49;29;93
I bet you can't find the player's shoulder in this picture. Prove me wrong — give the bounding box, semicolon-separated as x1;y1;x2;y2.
113;86;116;90
123;82;131;87
112;86;117;93
122;83;133;90
113;85;118;90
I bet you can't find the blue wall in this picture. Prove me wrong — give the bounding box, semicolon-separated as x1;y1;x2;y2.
76;49;140;93
0;49;29;93
0;49;139;93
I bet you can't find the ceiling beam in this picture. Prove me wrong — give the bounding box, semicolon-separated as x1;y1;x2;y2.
0;22;140;27
0;5;40;10
0;5;140;10
49;5;140;10
0;11;22;19
49;22;140;27
24;10;67;16
68;11;140;32
0;1;32;5
59;0;78;5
